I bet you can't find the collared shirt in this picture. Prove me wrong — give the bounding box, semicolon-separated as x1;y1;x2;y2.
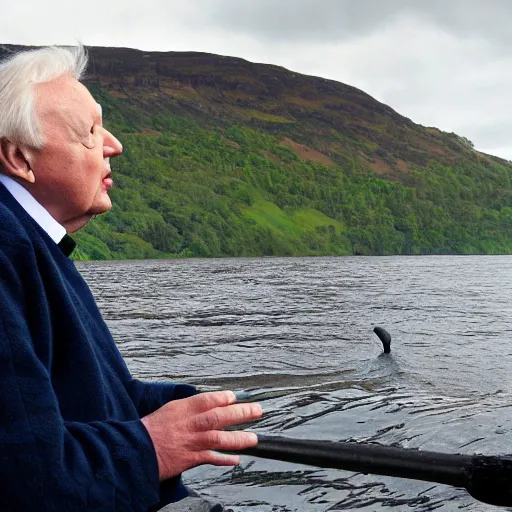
0;174;66;244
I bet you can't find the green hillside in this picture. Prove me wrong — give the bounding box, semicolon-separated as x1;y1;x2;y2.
75;90;511;259
3;46;510;258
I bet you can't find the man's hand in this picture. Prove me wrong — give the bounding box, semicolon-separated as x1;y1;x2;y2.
140;391;262;481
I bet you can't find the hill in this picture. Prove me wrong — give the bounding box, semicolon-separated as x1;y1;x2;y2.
1;44;511;258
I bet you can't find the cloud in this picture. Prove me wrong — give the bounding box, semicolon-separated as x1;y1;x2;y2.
200;0;512;48
201;0;409;43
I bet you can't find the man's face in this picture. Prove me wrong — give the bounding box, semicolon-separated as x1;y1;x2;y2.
27;74;123;231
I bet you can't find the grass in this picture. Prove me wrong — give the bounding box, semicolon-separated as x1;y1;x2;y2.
289;208;345;231
243;200;303;237
243;202;344;237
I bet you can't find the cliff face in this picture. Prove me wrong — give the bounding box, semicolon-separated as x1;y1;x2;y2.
82;47;500;175
88;47;509;177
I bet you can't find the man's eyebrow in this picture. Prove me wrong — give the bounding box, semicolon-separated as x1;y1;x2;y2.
97;103;102;117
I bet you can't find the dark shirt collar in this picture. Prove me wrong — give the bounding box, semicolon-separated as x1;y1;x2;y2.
57;234;76;257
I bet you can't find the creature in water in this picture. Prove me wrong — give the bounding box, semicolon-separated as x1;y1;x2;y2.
373;326;391;354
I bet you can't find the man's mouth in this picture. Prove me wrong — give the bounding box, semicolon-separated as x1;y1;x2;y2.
102;172;113;189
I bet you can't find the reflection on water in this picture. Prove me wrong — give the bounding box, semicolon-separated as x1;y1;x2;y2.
77;256;512;511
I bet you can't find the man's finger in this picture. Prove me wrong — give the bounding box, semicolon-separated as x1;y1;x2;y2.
194;430;258;451
171;390;238;416
191;403;262;432
201;451;241;467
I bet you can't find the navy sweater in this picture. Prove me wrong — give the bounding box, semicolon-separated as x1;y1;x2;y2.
0;184;197;511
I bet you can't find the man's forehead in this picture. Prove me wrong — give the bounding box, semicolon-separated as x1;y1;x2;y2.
35;75;97;119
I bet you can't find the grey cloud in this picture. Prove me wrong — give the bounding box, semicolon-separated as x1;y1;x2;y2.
199;0;512;48
200;0;415;43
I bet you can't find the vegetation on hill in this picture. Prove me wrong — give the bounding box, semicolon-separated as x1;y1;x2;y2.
1;45;510;258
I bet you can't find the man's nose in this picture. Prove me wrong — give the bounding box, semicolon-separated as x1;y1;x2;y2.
103;129;123;157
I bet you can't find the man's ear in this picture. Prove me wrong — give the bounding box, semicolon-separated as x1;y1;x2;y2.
0;138;36;183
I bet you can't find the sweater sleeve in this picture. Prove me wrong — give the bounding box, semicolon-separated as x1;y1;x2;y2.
124;379;198;418
0;246;160;511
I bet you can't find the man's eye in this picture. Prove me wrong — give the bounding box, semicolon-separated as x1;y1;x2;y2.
81;127;96;149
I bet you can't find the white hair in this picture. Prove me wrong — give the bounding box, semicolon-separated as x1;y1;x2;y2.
0;45;88;148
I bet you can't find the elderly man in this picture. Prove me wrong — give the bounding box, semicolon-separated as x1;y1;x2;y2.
0;45;262;511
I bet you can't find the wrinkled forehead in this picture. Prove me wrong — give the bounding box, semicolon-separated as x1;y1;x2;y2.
34;74;99;128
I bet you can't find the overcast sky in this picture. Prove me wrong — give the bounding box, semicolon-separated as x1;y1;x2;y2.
2;0;512;159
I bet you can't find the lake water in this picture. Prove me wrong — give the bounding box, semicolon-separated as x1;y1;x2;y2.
77;256;512;511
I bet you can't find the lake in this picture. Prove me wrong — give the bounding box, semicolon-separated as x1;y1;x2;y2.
77;255;512;511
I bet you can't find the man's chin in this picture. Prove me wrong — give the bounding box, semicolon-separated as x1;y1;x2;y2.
92;195;113;215
64;198;113;232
